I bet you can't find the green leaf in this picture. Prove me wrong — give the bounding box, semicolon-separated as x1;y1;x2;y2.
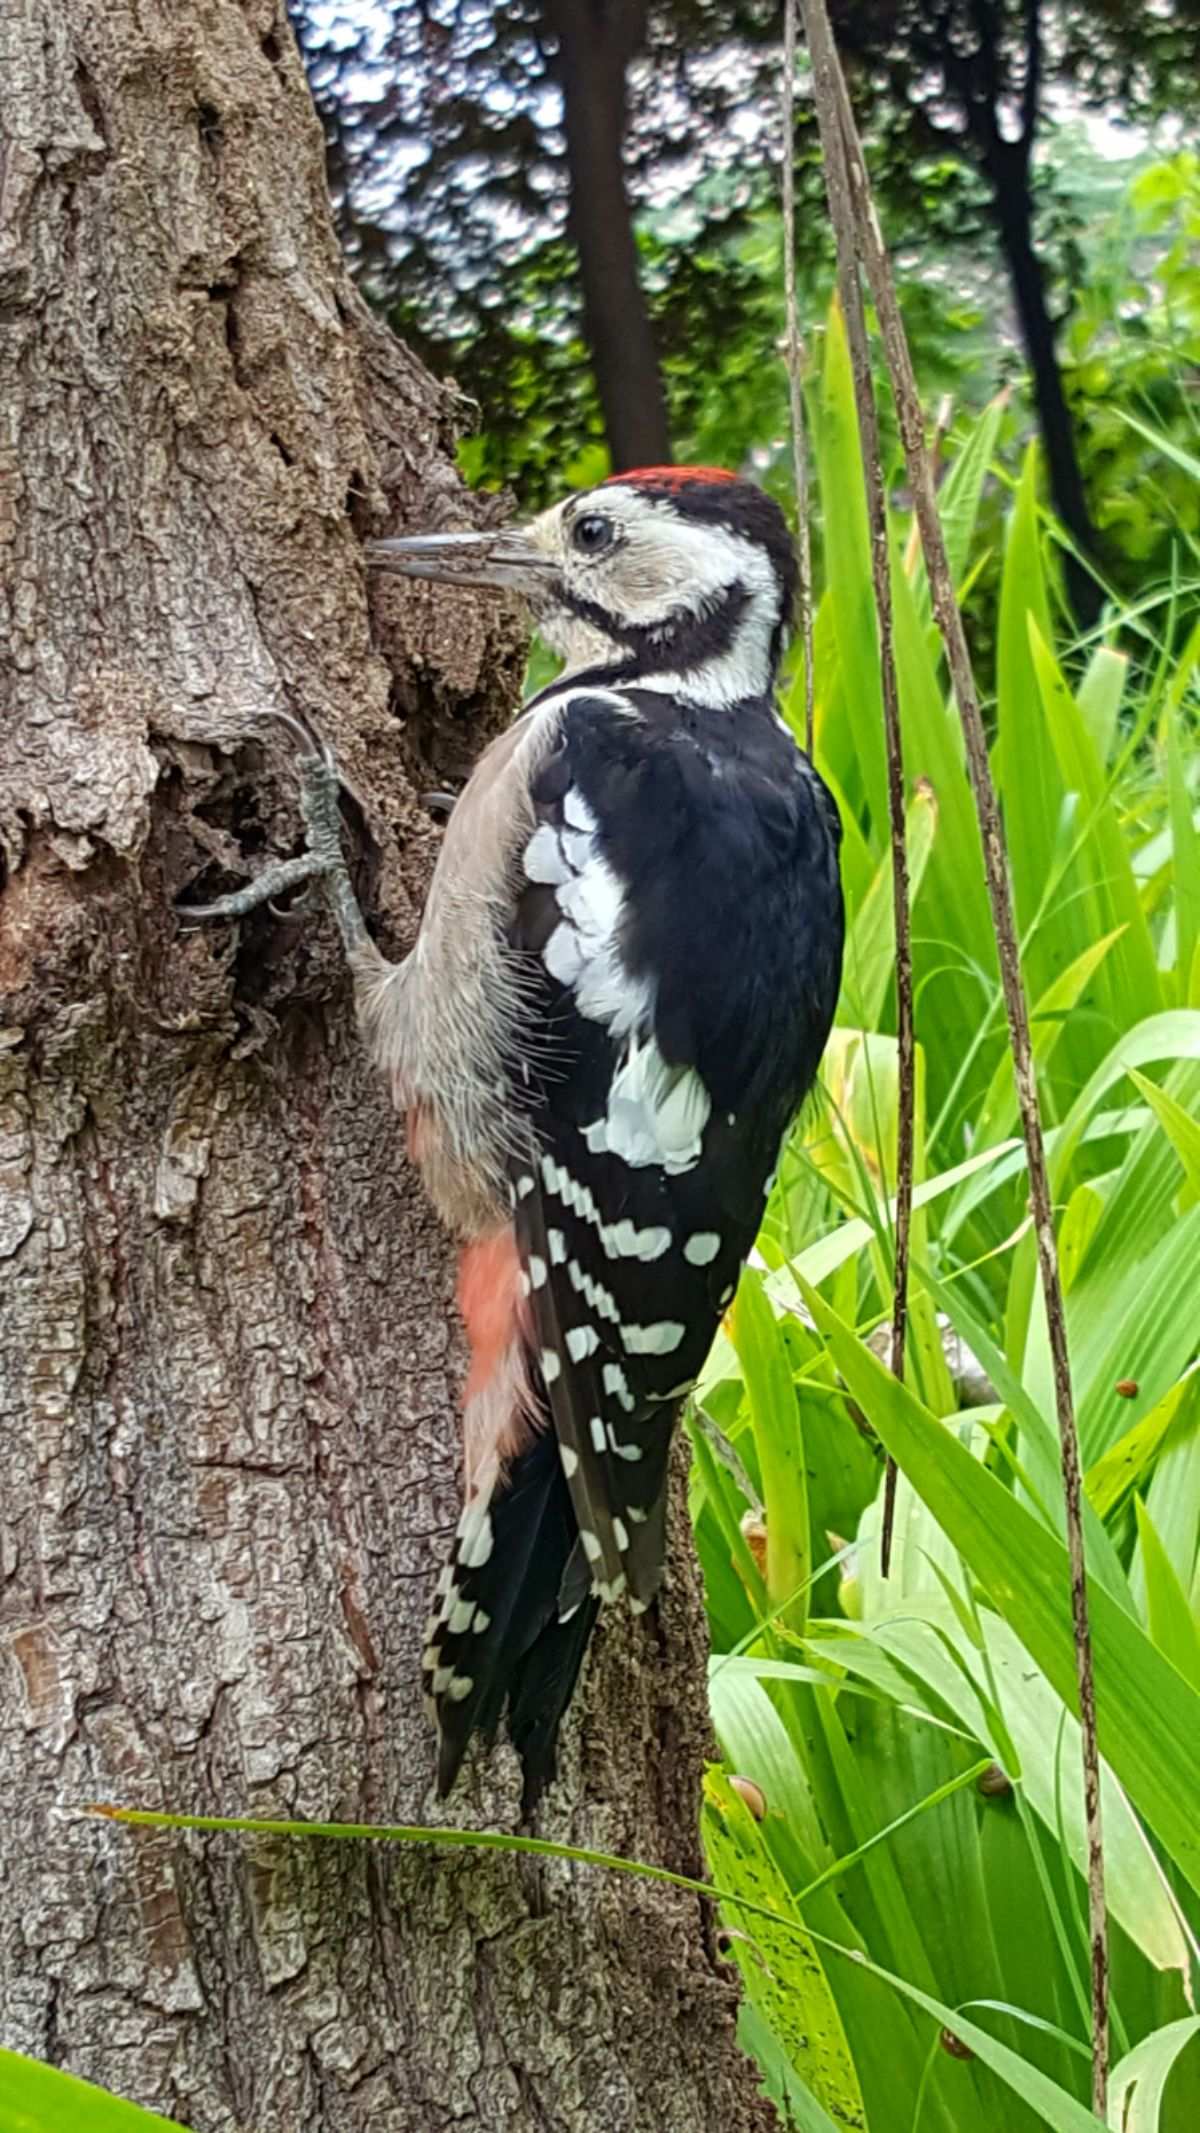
803;1930;1107;2132
908;1256;1132;1611
1086;1377;1196;1519
1166;711;1200;1007
737;2002;847;2133
890;549;997;1125
0;2054;189;2133
1134;1497;1200;1692
1126;1069;1200;1197
1138;1376;1200;1610
816;297;888;838
838;780;938;1029
1069;1206;1200;1465
730;1267;810;1630
929;393;1008;597
970;928;1128;1158
810;1606;1192;1983
800;1285;1200;1900
1117;410;1200;483
1076;646;1127;768
768;1139;1021;1301
1052;1013;1200;1191
1027;619;1161;1033
1108;2017;1200;2131
703;1770;868;2130
995;448;1067;1003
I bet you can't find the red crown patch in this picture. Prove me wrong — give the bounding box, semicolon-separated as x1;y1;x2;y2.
603;465;737;489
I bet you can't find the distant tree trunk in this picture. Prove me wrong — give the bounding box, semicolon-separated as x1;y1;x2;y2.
0;8;771;2131
894;0;1102;621
546;0;672;469
987;149;1103;622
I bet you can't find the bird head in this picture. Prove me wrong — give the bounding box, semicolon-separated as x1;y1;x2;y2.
369;468;797;709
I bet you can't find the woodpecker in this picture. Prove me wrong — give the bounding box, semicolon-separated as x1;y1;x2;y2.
187;467;844;1805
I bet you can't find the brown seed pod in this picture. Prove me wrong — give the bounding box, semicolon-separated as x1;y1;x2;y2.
739;1510;768;1578
940;2028;975;2062
728;1775;767;1821
977;1762;1013;1799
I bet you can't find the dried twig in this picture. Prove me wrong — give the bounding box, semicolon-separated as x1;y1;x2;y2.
795;1;915;1577
802;6;1111;2108
903;393;953;576
781;0;815;758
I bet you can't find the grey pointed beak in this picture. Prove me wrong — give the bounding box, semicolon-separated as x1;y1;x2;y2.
365;528;554;594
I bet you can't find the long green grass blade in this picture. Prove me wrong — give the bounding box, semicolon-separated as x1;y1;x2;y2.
816;296;888;837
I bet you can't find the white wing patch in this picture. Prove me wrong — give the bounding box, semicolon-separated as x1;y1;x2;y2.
523;822;572;886
522;786;712;1175
582;1035;711;1173
621;1321;686;1356
522;791;652;1040
603;1218;671;1262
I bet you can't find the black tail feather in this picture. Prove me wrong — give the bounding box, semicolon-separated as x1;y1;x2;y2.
427;1428;599;1800
508;1592;601;1814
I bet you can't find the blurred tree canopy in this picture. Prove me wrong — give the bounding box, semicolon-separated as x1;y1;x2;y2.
292;0;1200;587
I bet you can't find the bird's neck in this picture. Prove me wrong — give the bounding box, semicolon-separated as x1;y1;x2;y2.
548;579;782;710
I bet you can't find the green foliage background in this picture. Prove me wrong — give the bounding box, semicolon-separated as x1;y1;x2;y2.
686;285;1200;2125
448;136;1200;611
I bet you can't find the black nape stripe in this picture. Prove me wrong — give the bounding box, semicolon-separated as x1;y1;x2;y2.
638;478;799;640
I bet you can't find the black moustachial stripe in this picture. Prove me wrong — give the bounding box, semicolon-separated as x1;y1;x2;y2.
425;677;843;1803
557;578;752;679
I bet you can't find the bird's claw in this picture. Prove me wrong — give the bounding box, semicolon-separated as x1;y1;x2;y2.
176;714;365;952
178;851;333;925
257;704;337;771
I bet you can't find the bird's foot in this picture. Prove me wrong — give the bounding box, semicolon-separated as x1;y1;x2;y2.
178;711;370;955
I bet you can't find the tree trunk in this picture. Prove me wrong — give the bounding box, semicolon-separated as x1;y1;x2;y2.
0;9;772;2131
546;0;672;470
987;155;1103;623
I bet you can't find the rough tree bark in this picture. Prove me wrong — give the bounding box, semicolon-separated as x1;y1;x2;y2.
545;0;672;471
0;7;773;2130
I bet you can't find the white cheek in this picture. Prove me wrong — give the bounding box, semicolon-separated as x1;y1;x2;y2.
595;522;776;626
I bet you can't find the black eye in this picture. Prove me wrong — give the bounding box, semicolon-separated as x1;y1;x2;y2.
572;512;615;555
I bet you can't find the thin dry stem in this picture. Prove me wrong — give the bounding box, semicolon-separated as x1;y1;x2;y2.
804;9;1110;2109
781;0;816;759
903;394;953;576
797;1;915;1579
